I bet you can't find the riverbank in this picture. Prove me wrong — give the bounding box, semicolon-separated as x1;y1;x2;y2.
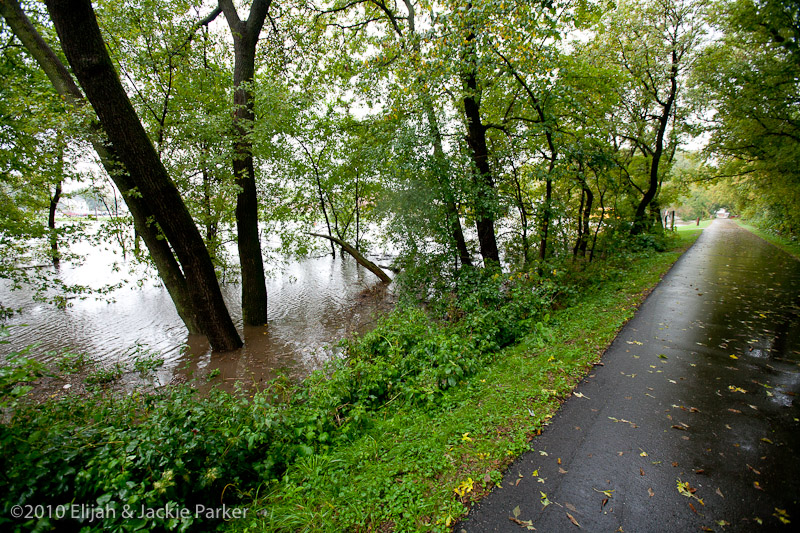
0;228;704;532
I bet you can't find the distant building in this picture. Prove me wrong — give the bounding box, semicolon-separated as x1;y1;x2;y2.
715;208;729;219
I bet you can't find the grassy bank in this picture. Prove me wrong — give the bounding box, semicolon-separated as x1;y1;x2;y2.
0;230;703;532
234;230;703;532
735;221;800;260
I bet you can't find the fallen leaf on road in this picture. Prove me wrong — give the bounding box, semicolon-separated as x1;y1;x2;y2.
508;516;536;530
716;488;724;498
671;425;687;431
608;417;638;428
754;481;764;491
593;487;615;498
566;512;581;528
559;467;568;474
729;385;747;393
574;392;589;399
540;491;551;507
640;468;645;476
728;408;741;413
730;354;738;360
648;488;654;497
689;502;698;514
565;502;577;512
773;508;790;525
761;437;773;444
747;464;761;475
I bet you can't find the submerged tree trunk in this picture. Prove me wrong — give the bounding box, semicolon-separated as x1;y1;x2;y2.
46;0;241;350
48;179;62;268
0;0;205;335
309;233;391;283
219;0;270;326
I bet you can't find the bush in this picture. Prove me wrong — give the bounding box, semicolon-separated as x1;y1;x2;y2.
0;267;555;531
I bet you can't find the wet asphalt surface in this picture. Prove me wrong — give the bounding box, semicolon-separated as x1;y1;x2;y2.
459;220;800;532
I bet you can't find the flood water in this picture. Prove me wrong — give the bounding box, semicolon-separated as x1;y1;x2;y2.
0;226;394;391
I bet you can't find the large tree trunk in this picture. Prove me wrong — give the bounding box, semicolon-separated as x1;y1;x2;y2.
48;180;62;268
46;0;242;350
461;35;500;265
219;0;270;326
573;185;593;258
539;176;552;261
0;0;203;335
400;0;472;268
632;52;678;235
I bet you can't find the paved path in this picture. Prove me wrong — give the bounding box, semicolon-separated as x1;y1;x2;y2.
459;220;800;532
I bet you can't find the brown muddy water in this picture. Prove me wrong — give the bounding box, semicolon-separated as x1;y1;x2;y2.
1;233;395;394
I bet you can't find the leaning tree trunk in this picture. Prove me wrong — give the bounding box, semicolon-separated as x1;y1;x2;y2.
309;233;391;283
46;0;242;350
0;0;203;334
220;0;270;326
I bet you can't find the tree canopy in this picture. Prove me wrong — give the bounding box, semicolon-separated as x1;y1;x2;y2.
2;0;797;344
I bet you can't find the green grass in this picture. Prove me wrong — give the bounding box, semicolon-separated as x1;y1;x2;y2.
1;231;704;533
232;231;703;532
735;221;800;260
674;218;713;237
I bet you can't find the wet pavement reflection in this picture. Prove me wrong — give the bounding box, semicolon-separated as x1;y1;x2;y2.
462;220;800;531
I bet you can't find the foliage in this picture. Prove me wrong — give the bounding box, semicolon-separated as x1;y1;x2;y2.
697;0;800;237
0;232;695;532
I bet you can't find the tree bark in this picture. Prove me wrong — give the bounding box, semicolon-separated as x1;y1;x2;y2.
539;177;552;261
219;0;270;326
48;180;62;268
46;0;241;350
632;50;678;235
574;185;593;258
0;0;204;335
461;31;500;265
309;233;391;283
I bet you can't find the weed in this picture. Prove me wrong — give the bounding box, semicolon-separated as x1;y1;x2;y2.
55;351;90;374
84;362;124;385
